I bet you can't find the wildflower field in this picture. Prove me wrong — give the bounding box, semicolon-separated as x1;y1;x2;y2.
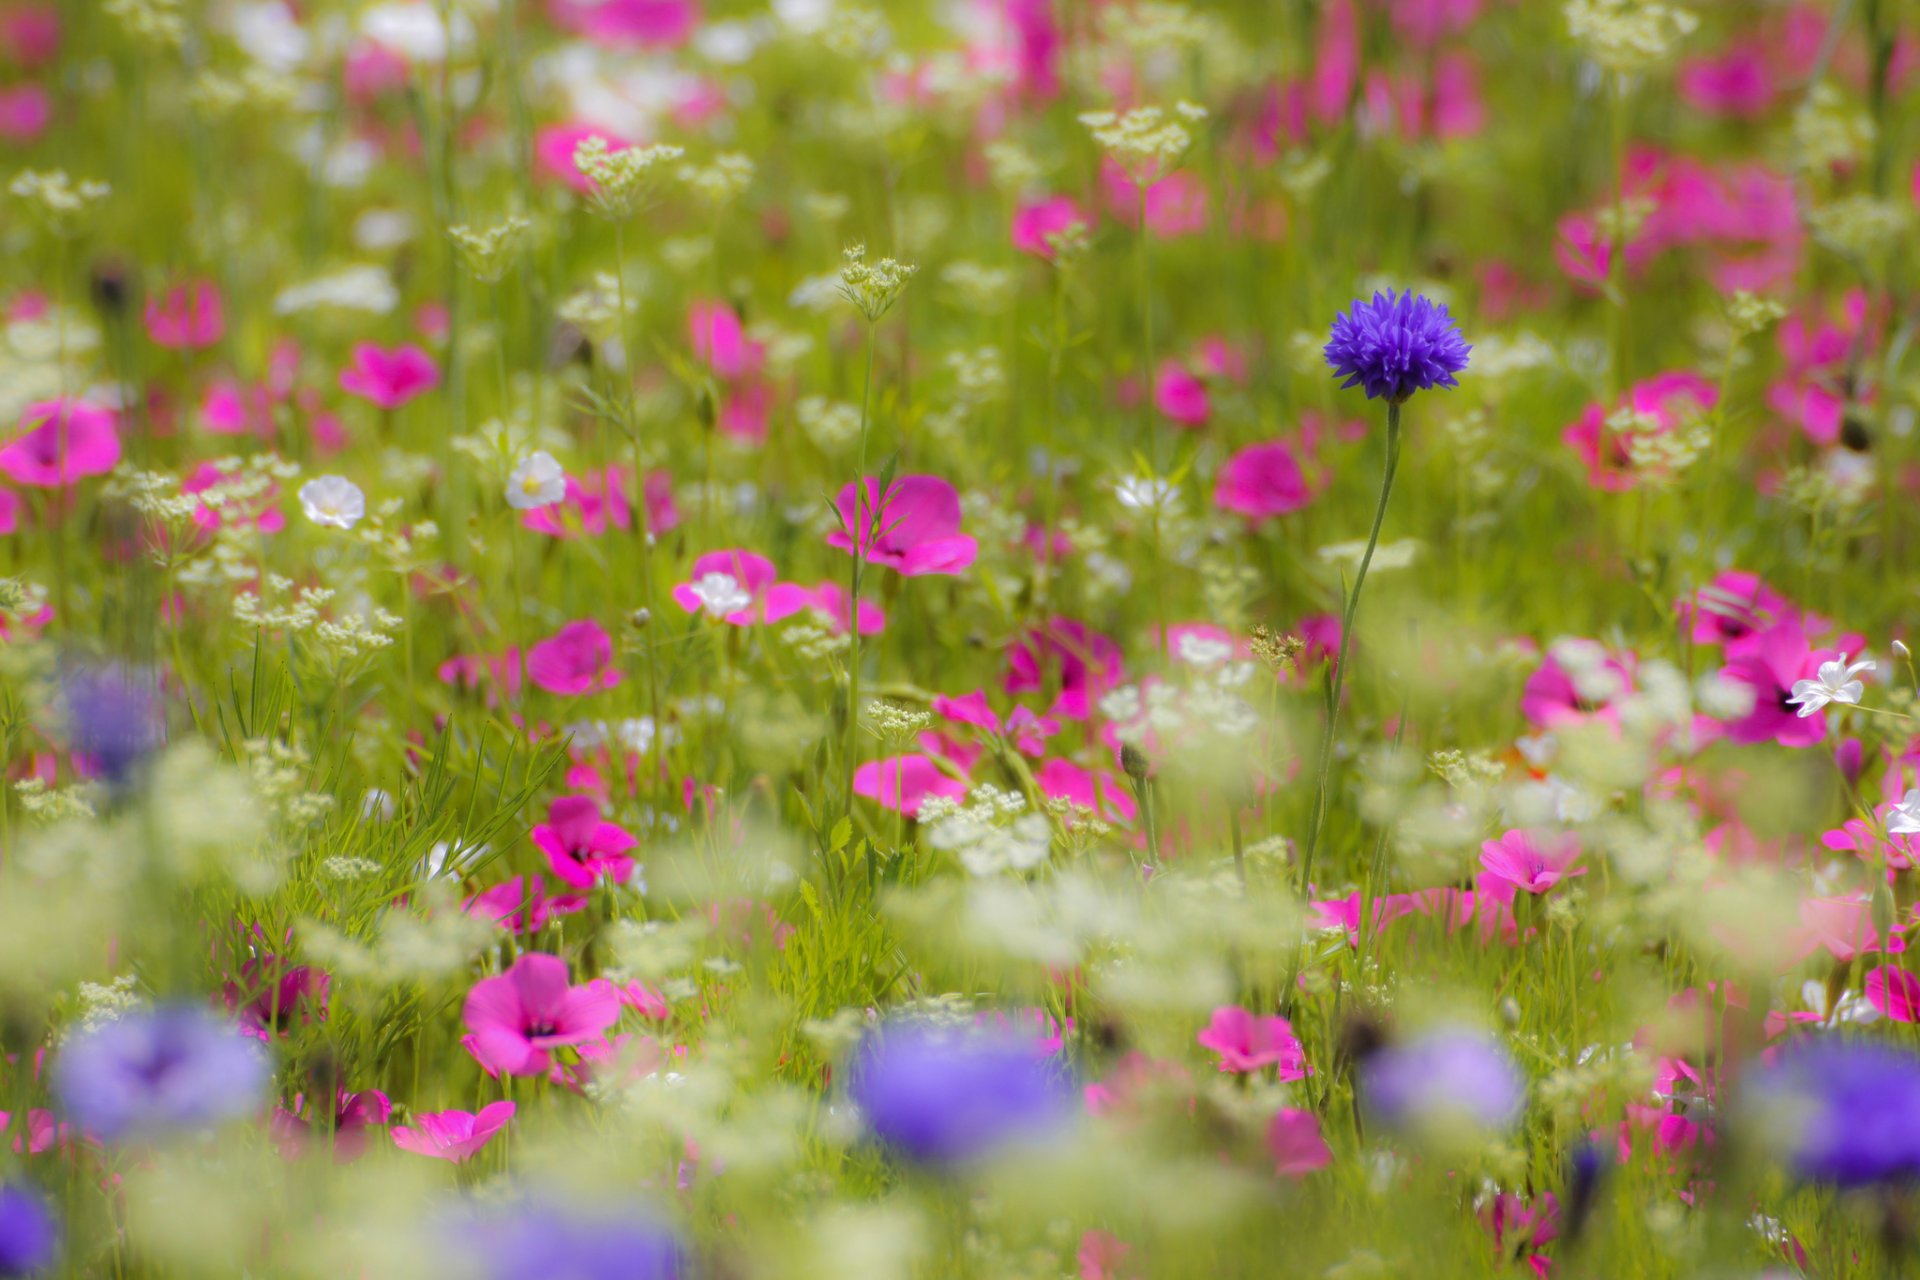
6;0;1920;1275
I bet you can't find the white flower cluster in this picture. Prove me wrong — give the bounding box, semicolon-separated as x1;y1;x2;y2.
921;784;1052;876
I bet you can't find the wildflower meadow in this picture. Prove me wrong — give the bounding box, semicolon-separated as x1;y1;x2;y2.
4;0;1920;1275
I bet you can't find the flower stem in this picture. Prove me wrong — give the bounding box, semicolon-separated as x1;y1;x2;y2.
844;328;878;826
1298;399;1403;898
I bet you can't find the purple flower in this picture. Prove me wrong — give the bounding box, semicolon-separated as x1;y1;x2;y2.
59;661;162;786
1360;1027;1523;1136
849;1021;1071;1166
52;1006;269;1142
1748;1040;1920;1187
0;1184;56;1276
1324;289;1471;403
453;1196;685;1280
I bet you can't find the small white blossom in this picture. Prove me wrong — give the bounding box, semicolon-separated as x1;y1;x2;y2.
689;572;751;618
1888;788;1920;837
507;451;567;510
298;476;366;530
1786;653;1875;717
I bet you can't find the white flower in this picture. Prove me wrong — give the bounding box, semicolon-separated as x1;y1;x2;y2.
298;476;366;530
1113;475;1179;513
689;572;751;618
507;450;567;510
1889;788;1920;837
1786;652;1875;717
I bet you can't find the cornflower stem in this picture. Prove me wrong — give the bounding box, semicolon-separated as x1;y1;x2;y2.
844;326;879;827
1298;399;1403;899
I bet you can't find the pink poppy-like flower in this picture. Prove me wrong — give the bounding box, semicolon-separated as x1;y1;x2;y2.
0;1108;72;1157
223;958;329;1041
0;399;120;487
0;82;49;142
1866;967;1920;1022
523;466;677;539
1563;372;1717;492
338;342;439;409
1196;1006;1309;1078
533;121;637;193
1267;1107;1333;1176
1795;894;1907;964
1676;570;1792;646
802;580;885;636
465;874;587;934
1717;619;1829;748
688;300;764;380
933;690;1059;757
462;953;621;1077
1033;757;1135;822
1215;440;1313;521
1012;196;1087;258
182;461;285;534
1154;360;1209;426
827;474;978;577
1553;212;1612;289
144;280;224;349
547;0;697;48
1004;619;1124;721
532;795;638;889
670;549;810;626
1679;41;1775;117
272;1089;391;1163
1100;161;1208;236
851;754;968;817
525;620;621;696
1478;829;1584;896
0;487;19;535
391;1101;516;1162
1077;1230;1136;1280
0;6;59;68
1519;642;1633;727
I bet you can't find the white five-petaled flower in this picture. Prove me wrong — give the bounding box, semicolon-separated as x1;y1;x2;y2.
1785;652;1876;717
507;451;566;510
1889;788;1920;837
298;475;366;530
689;572;751;619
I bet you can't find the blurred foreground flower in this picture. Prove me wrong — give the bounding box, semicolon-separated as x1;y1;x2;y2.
0;1183;56;1276
849;1022;1070;1166
53;1007;267;1142
1748;1040;1920;1186
453;1195;685;1280
1360;1027;1522;1143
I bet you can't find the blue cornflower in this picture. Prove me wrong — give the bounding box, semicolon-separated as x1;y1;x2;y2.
453;1196;686;1280
1748;1039;1920;1187
1324;289;1471;403
0;1185;56;1277
1360;1027;1523;1138
52;1006;268;1143
849;1021;1071;1166
59;660;163;787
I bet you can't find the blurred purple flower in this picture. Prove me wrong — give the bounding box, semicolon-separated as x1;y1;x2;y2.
1324;289;1470;403
53;1006;268;1142
1748;1040;1920;1187
849;1021;1071;1166
1360;1027;1522;1135
454;1196;685;1280
59;661;162;785
0;1184;55;1276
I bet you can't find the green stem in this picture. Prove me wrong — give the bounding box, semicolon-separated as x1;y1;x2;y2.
1298;399;1403;898
843;329;878;825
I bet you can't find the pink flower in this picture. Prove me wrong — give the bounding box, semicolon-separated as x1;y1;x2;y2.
465;875;587;934
1677;570;1792;646
1553;212;1612;289
0;5;59;68
0;399;120;487
1866;967;1920;1022
1679;42;1776;117
462;953;621;1077
1011;196;1087;258
1267;1108;1332;1176
1519;643;1633;727
523;466;678;539
338;342;439;409
1153;361;1209;426
1215;440;1313;521
851;754;967;817
0;83;48;142
273;1089;392;1162
689;300;765;380
802;580;885;636
223;958;330;1040
143;280;224;349
1033;757;1135;822
1563;372;1717;492
827;474;978;577
1196;1006;1309;1078
1479;829;1585;896
670;549;810;626
1077;1230;1136;1280
525;620;621;696
391;1101;516;1162
1004;619;1124;720
547;0;697;48
534;122;637;193
532;795;638;889
1717;620;1829;748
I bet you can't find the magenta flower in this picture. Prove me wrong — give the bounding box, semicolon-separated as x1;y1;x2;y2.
1519;642;1634;728
1214;440;1313;522
827;475;978;577
1196;1006;1309;1078
688;300;764;381
338;342;439;409
0;399;120;487
852;754;968;817
547;0;697;48
143;280;224;349
669;549;810;626
1868;967;1920;1022
462;953;621;1077
1677;570;1791;646
391;1101;516;1162
1267;1108;1333;1177
523;466;677;540
272;1088;392;1163
532;795;638;889
1153;361;1209;426
525;620;621;696
1011;195;1087;258
1003;619;1124;720
1562;372;1716;492
465;874;587;935
1796;895;1908;964
0;83;49;142
222;958;330;1041
1717;619;1829;748
803;580;886;636
1478;829;1584;896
